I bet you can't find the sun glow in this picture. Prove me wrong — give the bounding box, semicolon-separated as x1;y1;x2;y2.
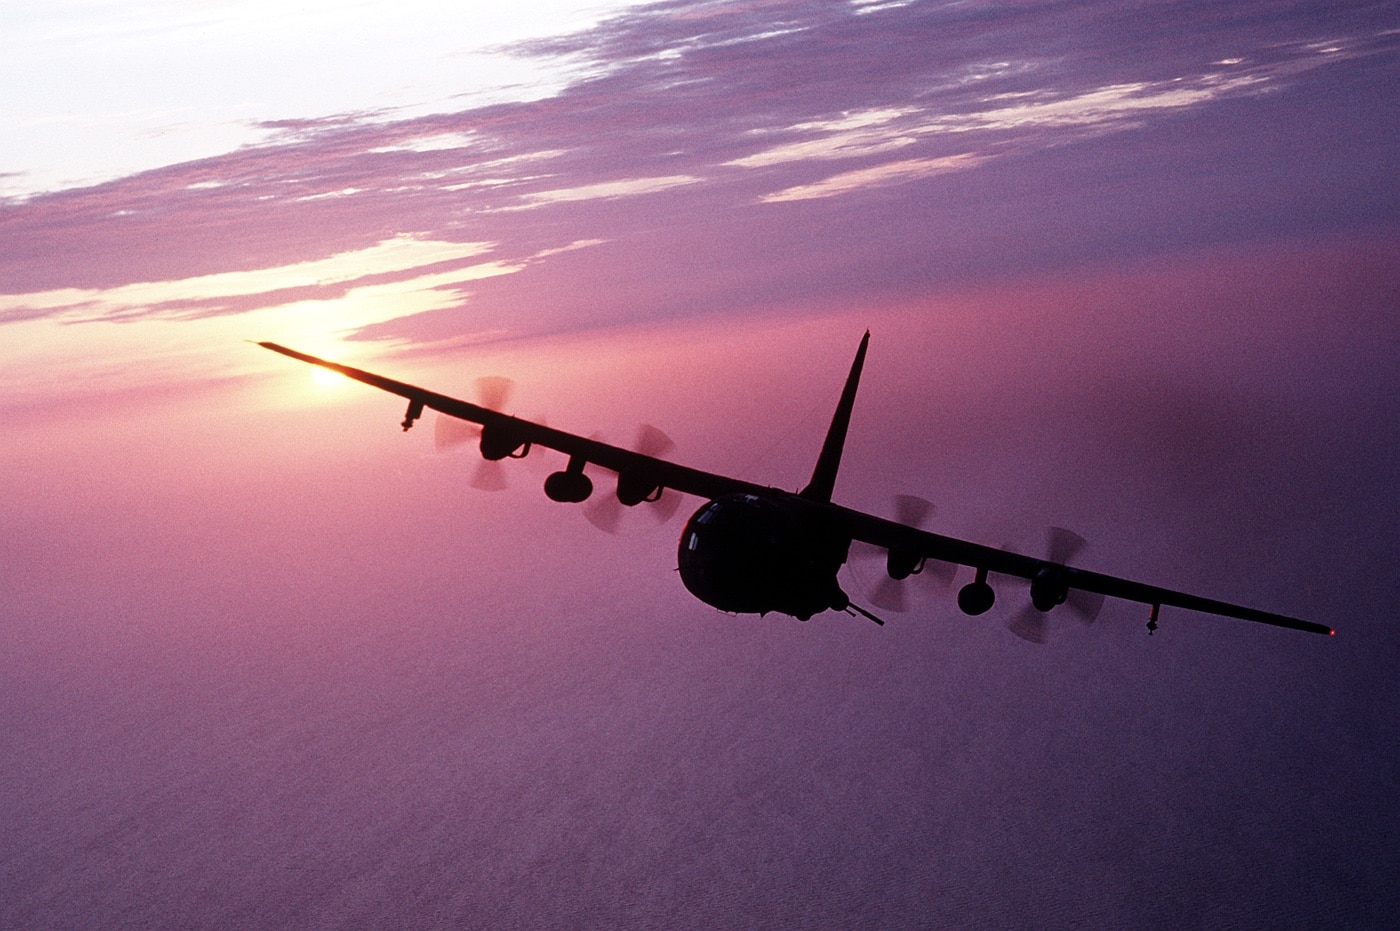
310;367;349;388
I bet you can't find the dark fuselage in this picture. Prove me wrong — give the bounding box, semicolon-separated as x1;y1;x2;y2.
677;493;851;620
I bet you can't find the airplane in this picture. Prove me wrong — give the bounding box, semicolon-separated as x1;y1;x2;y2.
257;334;1333;639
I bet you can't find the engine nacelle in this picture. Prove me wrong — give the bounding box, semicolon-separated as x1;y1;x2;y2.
1030;566;1070;612
616;469;664;507
479;421;528;461
886;545;924;581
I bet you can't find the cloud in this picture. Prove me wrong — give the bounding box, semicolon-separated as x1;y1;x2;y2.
725;108;921;168
0;236;502;324
926;73;1272;133
510;174;703;208
759;153;986;203
724;69;1287;182
0;0;1392;352
0;1;656;198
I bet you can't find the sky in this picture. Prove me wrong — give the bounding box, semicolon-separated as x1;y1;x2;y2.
2;1;1397;926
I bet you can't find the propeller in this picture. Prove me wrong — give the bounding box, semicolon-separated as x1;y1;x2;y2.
849;495;956;612
1004;527;1106;644
894;492;934;528
584;424;684;533
433;376;517;491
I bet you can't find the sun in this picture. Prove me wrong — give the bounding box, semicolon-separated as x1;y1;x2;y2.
310;367;349;388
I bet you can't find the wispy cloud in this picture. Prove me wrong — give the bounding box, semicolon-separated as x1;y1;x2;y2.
927;73;1272;134
0;237;502;323
511;174;703;207
725;67;1283;184
761;153;986;203
726;108;921;168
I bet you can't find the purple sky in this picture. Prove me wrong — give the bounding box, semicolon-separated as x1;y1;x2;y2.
3;1;1397;926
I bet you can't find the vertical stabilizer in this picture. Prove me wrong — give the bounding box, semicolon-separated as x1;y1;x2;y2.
800;331;869;502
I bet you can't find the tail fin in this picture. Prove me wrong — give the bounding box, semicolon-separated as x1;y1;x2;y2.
800;331;869;502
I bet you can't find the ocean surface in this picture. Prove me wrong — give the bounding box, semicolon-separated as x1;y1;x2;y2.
3;398;1393;928
4;531;1390;928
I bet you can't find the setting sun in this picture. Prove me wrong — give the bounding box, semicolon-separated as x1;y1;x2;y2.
310;366;348;388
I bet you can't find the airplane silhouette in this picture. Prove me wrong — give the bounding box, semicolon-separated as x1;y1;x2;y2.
258;334;1332;639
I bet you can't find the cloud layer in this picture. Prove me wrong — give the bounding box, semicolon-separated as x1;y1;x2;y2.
2;0;1394;368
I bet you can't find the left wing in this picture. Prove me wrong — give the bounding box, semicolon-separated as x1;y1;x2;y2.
257;342;769;502
832;505;1333;636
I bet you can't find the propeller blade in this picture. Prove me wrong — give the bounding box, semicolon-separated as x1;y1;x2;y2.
470;459;509;492
649;489;683;524
894;493;934;528
475;375;513;412
849;495;948;612
585;495;624;534
871;576;908;613
1066;587;1106;624
1008;605;1049;644
1047;526;1087;565
634;426;681;524
453;375;517;487
847;539;887;570
1002;526;1094;641
434;414;479;451
436;375;512;455
920;559;958;586
635;423;675;459
581;426;681;533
